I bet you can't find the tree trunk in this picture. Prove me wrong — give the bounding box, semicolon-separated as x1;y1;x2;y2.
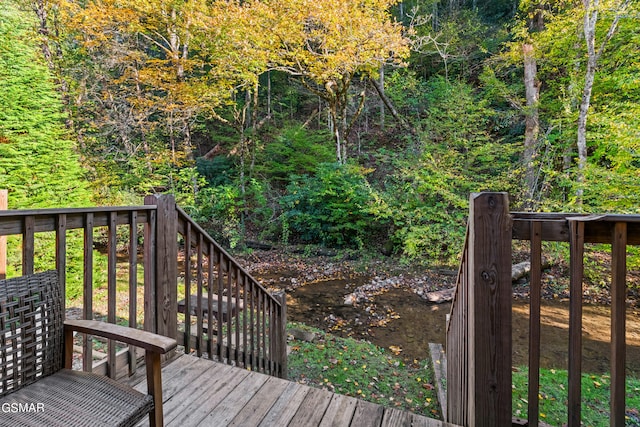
370;77;418;138
329;104;342;164
32;0;53;69
379;66;385;128
523;43;540;209
267;71;272;120
575;0;628;204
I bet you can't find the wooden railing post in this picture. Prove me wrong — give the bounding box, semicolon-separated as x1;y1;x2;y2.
611;222;627;427
467;192;512;426
0;190;6;279
274;291;288;379
144;194;178;341
567;219;585;427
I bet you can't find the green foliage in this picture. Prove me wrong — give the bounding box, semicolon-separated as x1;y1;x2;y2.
169;166;209;210
189;177;271;248
0;1;94;304
196;156;236;187
255;125;334;184
381;153;468;264
281;163;380;248
191;184;243;248
422;77;519;196
385;69;430;121
372;77;520;264
0;2;91;209
3;0;637;266
408;8;500;81
500;0;640;212
287;323;441;419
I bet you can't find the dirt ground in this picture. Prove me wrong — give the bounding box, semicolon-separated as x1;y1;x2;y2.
512;300;640;375
241;249;640;375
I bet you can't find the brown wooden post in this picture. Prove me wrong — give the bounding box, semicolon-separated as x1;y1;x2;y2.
83;213;94;372
611;222;627;427
467;192;512;427
128;211;138;375
143;199;157;333
144;194;178;341
0;189;6;279
107;211;117;378
274;291;288;379
23;215;35;275
56;214;67;302
528;221;542;427
567;219;585;427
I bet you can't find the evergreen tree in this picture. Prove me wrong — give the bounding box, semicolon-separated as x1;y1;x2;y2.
0;1;91;209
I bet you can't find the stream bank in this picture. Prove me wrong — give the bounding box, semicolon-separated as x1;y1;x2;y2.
240;249;640;375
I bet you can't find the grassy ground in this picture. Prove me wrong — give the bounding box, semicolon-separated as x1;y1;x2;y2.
512;367;640;426
287;323;442;419
287;322;640;426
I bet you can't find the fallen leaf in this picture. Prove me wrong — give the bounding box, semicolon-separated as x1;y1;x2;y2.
389;345;403;355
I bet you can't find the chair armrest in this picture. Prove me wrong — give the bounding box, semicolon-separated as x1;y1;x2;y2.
64;319;174;427
64;319;177;354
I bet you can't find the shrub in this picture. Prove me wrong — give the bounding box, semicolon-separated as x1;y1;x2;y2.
254;125;334;185
281;163;379;248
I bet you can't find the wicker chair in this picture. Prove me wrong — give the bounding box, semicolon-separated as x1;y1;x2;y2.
0;270;176;427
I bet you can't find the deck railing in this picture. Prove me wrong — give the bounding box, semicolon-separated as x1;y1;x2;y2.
173;203;287;377
447;192;638;427
512;211;639;427
0;194;286;380
446;193;513;426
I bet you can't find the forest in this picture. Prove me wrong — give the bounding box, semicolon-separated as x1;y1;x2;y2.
1;0;639;266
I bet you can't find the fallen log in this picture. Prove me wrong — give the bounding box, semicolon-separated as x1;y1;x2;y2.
424;261;553;303
424;288;455;304
244;240;274;250
511;259;551;281
512;261;531;281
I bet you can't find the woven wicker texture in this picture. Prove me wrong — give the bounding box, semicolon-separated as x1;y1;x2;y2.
0;271;154;426
0;270;64;396
0;369;153;427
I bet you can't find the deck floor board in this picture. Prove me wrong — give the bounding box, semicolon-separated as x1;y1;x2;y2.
132;353;458;427
228;376;291;426
319;394;359;426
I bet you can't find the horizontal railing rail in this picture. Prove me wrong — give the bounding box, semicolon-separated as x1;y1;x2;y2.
512;212;639;427
0;204;156;378
0;194;287;381
447;193;638;427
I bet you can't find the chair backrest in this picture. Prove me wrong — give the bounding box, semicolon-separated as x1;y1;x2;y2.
0;270;64;396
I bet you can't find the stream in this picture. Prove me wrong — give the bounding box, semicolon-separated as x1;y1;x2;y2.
284;277;640;375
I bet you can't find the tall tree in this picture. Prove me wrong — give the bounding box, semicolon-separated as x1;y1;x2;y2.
0;1;91;208
522;42;540;207
50;0;248;193
575;0;631;202
248;0;409;163
520;0;547;208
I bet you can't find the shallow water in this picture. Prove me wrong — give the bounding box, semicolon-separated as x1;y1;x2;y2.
287;278;640;375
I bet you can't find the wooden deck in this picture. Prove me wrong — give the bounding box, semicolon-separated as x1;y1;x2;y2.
130;353;457;427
